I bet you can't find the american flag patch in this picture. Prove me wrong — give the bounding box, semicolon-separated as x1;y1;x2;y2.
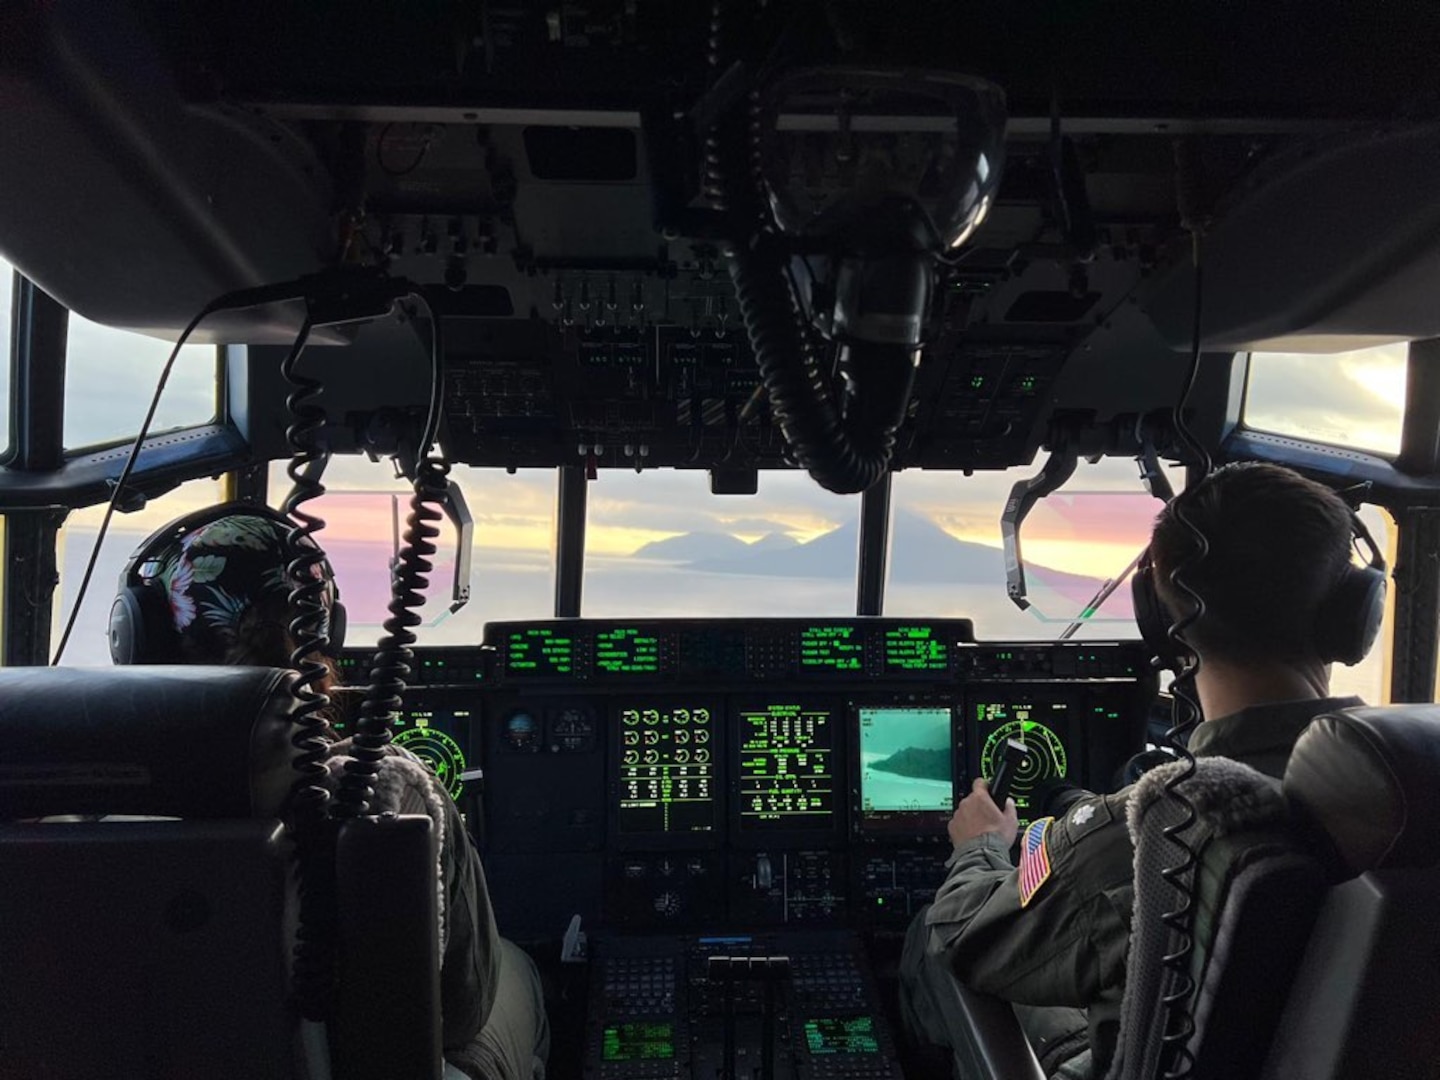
1018;817;1054;908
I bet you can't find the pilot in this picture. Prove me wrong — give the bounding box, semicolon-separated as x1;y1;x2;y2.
110;507;549;1080
900;462;1375;1079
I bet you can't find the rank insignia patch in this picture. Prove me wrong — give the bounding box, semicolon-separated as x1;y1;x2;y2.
1018;817;1054;908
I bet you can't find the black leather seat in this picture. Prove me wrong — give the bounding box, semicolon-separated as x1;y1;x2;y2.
936;702;1440;1080
0;665;444;1080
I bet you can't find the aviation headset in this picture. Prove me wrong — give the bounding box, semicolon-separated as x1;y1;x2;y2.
1131;504;1387;670
109;503;347;665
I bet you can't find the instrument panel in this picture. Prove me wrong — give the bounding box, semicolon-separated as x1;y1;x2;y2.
339;619;1153;938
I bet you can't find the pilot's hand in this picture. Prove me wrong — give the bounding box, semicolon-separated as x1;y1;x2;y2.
948;777;1019;850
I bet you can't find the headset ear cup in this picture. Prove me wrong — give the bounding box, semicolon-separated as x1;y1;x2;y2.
109;586;178;664
108;591;143;665
1132;556;1178;671
1316;566;1387;666
326;600;347;657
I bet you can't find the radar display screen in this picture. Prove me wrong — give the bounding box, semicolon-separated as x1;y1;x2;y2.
393;702;472;801
974;699;1072;827
505;627;574;677
883;626;948;674
602;1022;675;1061
737;704;836;831
596;628;662;675
857;706;955;828
616;705;717;838
799;625;864;672
804;1017;881;1055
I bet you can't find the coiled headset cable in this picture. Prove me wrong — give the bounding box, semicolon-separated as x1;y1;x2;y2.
1153;188;1216;1078
337;294;450;816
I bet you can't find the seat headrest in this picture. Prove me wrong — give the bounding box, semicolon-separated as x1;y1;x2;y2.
1283;705;1440;876
0;666;304;820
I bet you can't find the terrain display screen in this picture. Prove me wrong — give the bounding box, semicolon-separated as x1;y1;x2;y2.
616;704;717;838
973;698;1073;827
857;705;955;828
602;1022;675;1061
737;704;836;831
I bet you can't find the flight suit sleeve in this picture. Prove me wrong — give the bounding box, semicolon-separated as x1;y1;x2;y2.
925;791;1135;1009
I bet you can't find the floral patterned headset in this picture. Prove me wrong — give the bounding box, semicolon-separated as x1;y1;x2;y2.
109;503;346;665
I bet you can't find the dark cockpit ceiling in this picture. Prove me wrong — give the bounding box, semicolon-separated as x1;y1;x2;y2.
4;1;1440;477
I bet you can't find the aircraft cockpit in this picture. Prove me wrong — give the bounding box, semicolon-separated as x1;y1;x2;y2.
3;3;1440;1079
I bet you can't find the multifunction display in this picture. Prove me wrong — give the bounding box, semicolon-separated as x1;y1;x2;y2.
857;706;956;828
505;627;574;676
737;704;836;831
393;704;472;801
799;626;864;672
804;1017;881;1056
596;628;661;675
484;619;990;682
601;1022;675;1062
974;699;1072;827
883;626;949;674
616;704;717;837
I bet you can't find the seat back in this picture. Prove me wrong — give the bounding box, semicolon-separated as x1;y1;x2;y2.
0;665;446;1080
1260;705;1440;1080
0;665;308;1079
1111;704;1440;1080
1106;756;1325;1080
0;818;298;1079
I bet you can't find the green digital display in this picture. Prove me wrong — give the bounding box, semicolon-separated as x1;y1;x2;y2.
975;700;1071;828
884;626;948;673
506;628;574;677
596;628;661;675
602;1022;675;1061
804;1017;880;1055
799;625;864;672
738;704;835;829
617;705;716;835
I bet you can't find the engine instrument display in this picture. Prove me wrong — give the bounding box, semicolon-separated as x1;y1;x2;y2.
857;705;956;829
736;704;836;831
974;700;1072;826
616;704;718;840
393;705;472;800
506;627;575;677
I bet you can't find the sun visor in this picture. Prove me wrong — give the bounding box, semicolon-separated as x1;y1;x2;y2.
1144;124;1440;351
0;3;340;343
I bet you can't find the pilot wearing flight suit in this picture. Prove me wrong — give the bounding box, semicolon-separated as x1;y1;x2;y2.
901;462;1376;1078
113;508;549;1080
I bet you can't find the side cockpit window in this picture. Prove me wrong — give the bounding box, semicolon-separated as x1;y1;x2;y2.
1244;343;1406;456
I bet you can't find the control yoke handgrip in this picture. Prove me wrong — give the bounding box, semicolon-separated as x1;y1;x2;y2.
989;738;1029;808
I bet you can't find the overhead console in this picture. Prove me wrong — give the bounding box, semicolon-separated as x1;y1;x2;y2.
340;619;1153;940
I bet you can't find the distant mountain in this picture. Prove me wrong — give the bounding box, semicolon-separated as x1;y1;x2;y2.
672;510;1104;595
634;530;802;562
747;532;800;554
633;531;754;561
870;746;952;782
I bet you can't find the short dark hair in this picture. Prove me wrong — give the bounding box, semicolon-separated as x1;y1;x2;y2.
1150;462;1356;664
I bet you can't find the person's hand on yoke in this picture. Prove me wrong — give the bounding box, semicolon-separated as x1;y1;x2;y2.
947;777;1019;850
